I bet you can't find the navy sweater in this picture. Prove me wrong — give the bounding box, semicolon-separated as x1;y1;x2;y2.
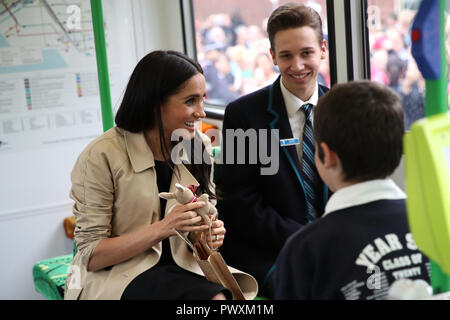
274;199;431;300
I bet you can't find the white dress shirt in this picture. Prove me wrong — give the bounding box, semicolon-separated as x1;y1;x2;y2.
280;77;319;163
323;179;407;217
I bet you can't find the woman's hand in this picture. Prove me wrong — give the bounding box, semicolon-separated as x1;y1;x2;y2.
206;219;226;250
159;201;209;239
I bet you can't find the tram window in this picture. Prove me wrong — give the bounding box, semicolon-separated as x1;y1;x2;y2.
191;0;330;107
366;0;450;130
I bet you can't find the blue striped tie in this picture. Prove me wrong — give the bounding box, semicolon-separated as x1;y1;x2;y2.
300;103;321;223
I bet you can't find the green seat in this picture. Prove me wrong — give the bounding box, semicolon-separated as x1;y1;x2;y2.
33;254;73;300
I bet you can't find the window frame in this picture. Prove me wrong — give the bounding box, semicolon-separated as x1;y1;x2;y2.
180;0;343;119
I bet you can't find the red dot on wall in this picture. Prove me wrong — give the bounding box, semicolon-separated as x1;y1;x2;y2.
411;29;421;42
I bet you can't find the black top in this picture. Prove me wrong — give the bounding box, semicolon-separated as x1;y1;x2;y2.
155;160;175;265
274;199;431;300
121;160;230;300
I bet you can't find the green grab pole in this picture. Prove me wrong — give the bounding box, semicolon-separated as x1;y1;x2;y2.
419;0;450;294
90;0;114;132
424;0;448;117
430;259;450;294
427;0;450;294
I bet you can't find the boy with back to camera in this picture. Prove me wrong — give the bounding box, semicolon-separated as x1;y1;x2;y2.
274;81;431;300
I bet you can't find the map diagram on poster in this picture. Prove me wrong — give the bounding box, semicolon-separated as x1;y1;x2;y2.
0;0;131;153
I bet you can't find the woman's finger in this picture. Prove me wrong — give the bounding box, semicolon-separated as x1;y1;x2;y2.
184;215;203;226
211;219;224;228
179;224;209;233
182;201;206;211
210;224;226;236
207;236;224;250
207;230;226;242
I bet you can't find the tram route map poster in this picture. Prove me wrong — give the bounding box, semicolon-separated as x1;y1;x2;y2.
0;0;133;153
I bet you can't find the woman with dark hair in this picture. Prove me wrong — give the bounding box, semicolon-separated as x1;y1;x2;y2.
64;50;257;300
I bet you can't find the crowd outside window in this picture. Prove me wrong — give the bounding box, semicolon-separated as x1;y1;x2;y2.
195;6;330;106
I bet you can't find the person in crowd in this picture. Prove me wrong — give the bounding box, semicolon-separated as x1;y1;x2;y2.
254;52;279;87
401;59;425;130
203;48;239;103
371;49;389;85
221;3;329;298
386;50;406;93
65;50;257;300
274;81;430;300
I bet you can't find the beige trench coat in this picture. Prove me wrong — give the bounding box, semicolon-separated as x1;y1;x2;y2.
64;127;258;300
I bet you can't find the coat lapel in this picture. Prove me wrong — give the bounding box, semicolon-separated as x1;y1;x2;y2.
123;129;155;173
267;77;303;187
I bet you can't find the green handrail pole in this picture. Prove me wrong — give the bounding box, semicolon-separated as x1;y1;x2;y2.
90;0;114;132
425;0;448;117
427;0;450;294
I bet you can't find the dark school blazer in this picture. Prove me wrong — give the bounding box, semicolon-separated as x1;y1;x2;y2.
220;76;329;290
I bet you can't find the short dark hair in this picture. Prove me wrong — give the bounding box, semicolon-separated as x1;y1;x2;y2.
313;80;404;182
267;3;323;50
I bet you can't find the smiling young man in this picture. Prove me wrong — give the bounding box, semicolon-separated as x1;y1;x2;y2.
269;12;327;101
221;3;329;298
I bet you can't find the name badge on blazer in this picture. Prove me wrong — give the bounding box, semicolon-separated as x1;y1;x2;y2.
280;138;300;147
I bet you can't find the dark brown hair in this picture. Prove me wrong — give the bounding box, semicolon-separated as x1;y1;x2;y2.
115;50;202;133
267;3;323;50
314;80;404;182
115;50;214;198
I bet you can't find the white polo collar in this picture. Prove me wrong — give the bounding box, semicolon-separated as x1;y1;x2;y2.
323;179;406;217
